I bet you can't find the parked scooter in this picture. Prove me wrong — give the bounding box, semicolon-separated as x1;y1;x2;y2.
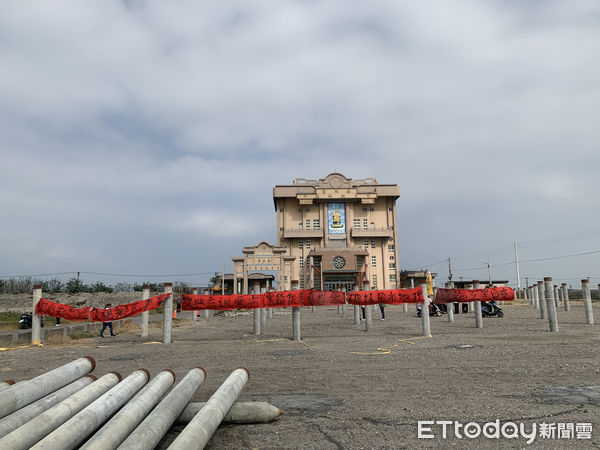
19;311;44;329
417;302;443;317
481;301;504;318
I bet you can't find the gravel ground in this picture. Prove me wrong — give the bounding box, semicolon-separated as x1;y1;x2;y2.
1;301;599;449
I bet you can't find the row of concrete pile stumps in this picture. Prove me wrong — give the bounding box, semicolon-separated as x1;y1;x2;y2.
0;357;283;449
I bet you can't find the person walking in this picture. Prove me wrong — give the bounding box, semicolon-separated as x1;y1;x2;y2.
100;303;117;338
379;303;385;320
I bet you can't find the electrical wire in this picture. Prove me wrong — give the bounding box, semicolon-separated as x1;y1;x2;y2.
0;271;216;279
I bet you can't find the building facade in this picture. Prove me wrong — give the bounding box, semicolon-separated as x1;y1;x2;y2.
273;173;400;292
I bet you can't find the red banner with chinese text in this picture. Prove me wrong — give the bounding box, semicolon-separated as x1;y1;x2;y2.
90;293;170;322
434;287;515;304
347;288;424;305
35;298;91;321
181;294;265;311
181;290;347;310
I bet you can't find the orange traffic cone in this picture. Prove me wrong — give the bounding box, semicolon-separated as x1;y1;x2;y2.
172;309;177;319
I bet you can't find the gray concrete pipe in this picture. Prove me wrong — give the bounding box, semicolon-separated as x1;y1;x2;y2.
544;277;559;333
420;284;431;338
82;370;176;450
168;368;249;450
0;356;95;420
253;309;261;335
32;369;150;450
537;281;546;319
0;381;15;393
117;367;206;450
163;283;173;344
0;372;121;450
0;375;96;438
292;307;300;341
582;279;595;325
141;286;150;337
447;282;455;323
175;401;283;425
473;281;483;329
561;282;570;311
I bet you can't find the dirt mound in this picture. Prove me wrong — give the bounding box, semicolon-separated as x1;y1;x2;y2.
0;291;165;312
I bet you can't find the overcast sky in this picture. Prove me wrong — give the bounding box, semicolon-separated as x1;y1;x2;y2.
1;0;600;288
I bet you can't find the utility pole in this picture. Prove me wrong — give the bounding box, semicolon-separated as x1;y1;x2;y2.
526;277;529;288
514;241;521;298
447;257;453;283
222;263;225;295
486;261;492;287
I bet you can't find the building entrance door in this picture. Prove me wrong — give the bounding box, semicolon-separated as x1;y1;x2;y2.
323;273;356;292
323;281;354;292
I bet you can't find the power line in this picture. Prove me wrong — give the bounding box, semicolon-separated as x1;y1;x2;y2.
80;271;216;278
518;250;600;263
0;271;216;279
519;227;600;249
0;272;77;278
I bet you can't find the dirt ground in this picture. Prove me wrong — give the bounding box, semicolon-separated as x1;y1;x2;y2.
1;300;599;449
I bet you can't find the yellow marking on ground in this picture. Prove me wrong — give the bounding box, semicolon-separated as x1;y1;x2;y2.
344;336;428;355
0;345;31;352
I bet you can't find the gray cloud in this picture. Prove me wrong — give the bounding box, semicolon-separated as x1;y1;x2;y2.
1;0;599;286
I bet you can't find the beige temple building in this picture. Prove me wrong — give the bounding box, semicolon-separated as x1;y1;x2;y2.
232;173;401;294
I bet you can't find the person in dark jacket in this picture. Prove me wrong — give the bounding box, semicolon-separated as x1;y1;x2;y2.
100;303;116;337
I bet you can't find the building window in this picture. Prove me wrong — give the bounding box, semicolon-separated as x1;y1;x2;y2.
279;227;284;231
388;207;393;211
299;240;303;249
363;240;369;249
390;255;395;260
306;240;311;249
363;218;368;229
370;239;375;248
313;219;320;229
299;274;304;289
353;218;361;228
389;274;397;282
306;220;310;229
370;222;375;229
298;208;303;212
372;274;378;289
279;208;284;212
299;222;303;230
299;256;304;268
369;207;374;212
388;245;395;251
305;208;310;212
389;263;396;270
371;256;377;267
363;207;368;212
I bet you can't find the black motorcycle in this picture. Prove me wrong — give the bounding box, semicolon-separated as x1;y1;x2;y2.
481;301;504;318
19;312;43;329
